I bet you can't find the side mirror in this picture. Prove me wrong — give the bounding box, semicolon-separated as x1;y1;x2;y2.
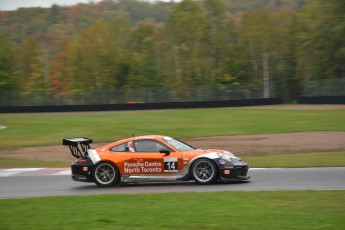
159;149;170;155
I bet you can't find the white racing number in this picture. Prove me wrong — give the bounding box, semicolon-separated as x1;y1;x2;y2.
164;158;178;172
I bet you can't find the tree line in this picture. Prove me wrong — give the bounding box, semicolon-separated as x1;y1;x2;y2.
0;0;344;104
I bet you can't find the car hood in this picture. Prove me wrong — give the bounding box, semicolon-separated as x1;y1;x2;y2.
181;148;247;164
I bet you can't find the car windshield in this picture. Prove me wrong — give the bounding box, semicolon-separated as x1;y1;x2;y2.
162;137;195;152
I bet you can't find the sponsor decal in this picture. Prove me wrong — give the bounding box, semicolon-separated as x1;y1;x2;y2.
223;166;233;169
164;158;178;172
88;149;101;164
218;159;226;165
124;161;162;173
121;175;130;181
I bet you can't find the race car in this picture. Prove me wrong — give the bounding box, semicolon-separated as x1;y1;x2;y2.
63;135;250;187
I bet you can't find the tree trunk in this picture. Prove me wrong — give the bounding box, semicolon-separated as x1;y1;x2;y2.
173;46;182;82
262;47;270;98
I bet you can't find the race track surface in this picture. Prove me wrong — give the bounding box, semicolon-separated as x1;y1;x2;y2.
1;167;344;199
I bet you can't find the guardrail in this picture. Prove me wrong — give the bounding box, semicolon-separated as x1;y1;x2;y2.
0;98;281;113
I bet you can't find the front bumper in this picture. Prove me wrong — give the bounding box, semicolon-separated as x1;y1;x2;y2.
219;165;251;182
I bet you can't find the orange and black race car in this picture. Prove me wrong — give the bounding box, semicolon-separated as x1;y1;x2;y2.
63;135;250;187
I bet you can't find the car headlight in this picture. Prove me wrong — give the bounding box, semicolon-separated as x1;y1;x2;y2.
218;151;240;162
223;150;234;156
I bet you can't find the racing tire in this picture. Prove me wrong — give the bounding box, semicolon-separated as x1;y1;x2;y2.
191;159;217;184
93;162;120;187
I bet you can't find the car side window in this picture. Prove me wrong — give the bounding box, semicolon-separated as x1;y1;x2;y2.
110;142;129;152
134;140;171;152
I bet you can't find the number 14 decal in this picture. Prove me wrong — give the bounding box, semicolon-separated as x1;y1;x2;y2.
164;158;178;172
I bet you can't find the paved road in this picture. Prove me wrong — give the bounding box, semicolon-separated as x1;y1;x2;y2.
1;167;344;199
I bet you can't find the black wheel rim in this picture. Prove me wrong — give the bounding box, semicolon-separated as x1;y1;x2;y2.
95;163;115;185
193;161;214;182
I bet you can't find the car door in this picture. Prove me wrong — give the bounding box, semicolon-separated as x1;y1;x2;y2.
124;139;182;179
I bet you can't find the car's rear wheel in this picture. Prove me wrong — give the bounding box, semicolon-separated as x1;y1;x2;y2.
191;159;217;184
93;162;120;187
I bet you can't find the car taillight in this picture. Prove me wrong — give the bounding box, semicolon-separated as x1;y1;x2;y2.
75;158;88;163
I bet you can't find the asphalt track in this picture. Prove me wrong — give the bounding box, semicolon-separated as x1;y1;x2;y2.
1;167;344;199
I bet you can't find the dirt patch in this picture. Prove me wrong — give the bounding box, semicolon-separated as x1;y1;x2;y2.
184;131;345;156
0;131;344;163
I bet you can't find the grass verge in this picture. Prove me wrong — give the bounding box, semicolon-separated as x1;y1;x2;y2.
0;191;344;229
243;151;345;168
0;107;344;148
0;157;68;168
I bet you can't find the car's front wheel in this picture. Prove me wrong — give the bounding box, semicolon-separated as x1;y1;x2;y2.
93;162;120;187
191;159;217;184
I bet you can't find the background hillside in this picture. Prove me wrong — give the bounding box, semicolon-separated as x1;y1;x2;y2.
0;0;344;105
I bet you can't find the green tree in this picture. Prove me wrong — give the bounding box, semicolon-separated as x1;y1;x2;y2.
166;0;208;86
67;17;133;95
272;9;298;101
238;9;297;99
0;36;18;97
106;17;132;89
238;9;276;98
127;20;162;89
296;0;345;80
68;20;113;92
204;0;232;82
203;0;245;89
19;36;52;99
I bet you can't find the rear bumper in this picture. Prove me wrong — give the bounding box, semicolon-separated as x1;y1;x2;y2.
71;162;94;182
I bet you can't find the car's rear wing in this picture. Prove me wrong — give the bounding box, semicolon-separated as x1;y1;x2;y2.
63;137;93;158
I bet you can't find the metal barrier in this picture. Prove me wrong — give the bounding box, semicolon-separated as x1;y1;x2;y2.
0;85;267;106
0;98;282;113
302;78;345;96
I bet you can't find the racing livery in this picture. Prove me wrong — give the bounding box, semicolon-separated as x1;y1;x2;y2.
63;135;250;187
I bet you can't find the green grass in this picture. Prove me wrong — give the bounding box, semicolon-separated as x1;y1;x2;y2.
0;157;68;168
0;107;344;148
0;191;344;229
243;151;345;168
0;108;344;228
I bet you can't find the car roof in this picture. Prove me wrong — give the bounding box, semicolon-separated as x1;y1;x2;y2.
127;135;166;141
106;135;168;147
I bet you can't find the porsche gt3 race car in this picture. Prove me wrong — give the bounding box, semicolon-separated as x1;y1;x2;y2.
63;135;250;187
